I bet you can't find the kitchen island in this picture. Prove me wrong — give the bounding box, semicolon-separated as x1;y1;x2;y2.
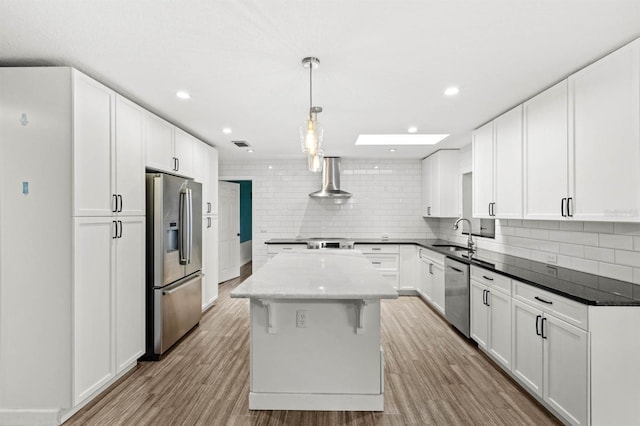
231;250;398;411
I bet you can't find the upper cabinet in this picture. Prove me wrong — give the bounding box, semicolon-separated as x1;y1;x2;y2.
523;81;569;220
569;39;640;221
482;38;640;222
72;72;145;217
523;39;640;222
472;106;523;219
145;114;196;178
422;150;460;217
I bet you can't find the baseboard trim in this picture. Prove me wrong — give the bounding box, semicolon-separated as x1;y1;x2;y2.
249;392;384;411
0;409;59;426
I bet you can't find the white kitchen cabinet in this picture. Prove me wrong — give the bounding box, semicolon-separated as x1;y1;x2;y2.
114;96;146;216
74;215;146;404
202;215;219;310
472;106;523;219
145;114;197;178
417;248;444;314
115;216;146;373
204;145;219;216
470;269;512;370
422;150;460;217
174;128;196;178
511;296;587;426
73;218;115;404
192;141;207;183
398;245;418;291
73;71;116;217
0;67;149;423
73;78;145;218
472;121;495;219
145;112;174;172
569;38;640;221
523;81;569;220
356;244;400;289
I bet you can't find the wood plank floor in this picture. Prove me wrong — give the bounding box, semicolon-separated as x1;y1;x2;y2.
67;262;560;425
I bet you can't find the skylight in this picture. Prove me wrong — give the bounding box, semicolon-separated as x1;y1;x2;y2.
355;134;449;146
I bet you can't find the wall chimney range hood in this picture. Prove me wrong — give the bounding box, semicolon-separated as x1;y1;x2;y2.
309;157;352;199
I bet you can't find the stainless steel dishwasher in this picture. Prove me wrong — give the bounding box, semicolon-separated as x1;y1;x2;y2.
444;257;470;338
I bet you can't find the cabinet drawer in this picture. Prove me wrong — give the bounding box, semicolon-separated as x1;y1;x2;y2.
356;244;399;254
471;266;511;295
513;281;588;330
266;244;305;255
365;254;399;270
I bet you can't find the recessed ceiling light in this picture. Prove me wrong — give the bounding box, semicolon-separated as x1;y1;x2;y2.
444;86;460;96
355;134;449;146
268;165;273;169
389;148;397;152
176;90;191;99
222;127;232;134
247;149;254;153
374;165;379;169
407;126;418;133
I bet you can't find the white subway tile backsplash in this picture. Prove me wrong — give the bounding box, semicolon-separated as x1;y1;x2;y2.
559;243;585;258
613;223;640;235
584;222;615;233
584;246;615;263
559;221;584;231
599;234;633;250
598;262;633;282
571;257;599;274
615;250;640;268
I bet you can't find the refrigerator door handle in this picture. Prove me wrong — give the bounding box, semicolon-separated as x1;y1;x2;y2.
186;188;193;264
179;188;189;265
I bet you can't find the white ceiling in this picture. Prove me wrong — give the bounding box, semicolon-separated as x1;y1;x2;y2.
1;1;639;161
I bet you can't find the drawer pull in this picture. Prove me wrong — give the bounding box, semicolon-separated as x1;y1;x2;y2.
534;296;553;305
482;275;494;281
371;247;382;251
372;261;382;265
282;247;293;250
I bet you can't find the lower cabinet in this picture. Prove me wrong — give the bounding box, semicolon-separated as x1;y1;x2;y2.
356;244;400;289
512;298;588;426
202;215;219;310
470;278;512;370
417;248;445;314
73;216;145;405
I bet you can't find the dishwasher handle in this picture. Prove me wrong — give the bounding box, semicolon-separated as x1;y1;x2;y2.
447;265;463;273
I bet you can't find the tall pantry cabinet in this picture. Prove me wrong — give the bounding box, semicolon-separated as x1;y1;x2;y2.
0;67;145;424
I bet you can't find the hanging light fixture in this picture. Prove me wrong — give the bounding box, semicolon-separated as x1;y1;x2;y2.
300;57;324;171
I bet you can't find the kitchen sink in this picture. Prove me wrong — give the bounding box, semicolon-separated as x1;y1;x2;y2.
432;244;469;252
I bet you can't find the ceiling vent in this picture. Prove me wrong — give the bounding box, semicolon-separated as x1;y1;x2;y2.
232;140;250;148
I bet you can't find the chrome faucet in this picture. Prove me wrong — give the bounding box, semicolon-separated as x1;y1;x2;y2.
453;217;475;252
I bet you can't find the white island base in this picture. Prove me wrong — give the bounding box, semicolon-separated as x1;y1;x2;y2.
231;250;398;411
248;298;384;411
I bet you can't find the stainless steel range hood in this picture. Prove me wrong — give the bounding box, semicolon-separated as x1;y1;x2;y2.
309;157;352;199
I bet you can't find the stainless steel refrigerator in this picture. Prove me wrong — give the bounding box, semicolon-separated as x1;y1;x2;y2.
144;172;203;359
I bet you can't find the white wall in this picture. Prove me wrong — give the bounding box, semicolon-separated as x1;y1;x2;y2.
220;159;437;269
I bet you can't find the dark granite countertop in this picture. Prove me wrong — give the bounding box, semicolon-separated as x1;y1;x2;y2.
265;238;640;306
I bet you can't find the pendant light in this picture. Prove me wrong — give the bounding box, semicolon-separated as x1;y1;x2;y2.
299;57;324;171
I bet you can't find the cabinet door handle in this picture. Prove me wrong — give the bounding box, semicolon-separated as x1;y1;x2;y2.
117;194;123;213
427;206;431;216
534;296;553;305
112;194;118;213
118;220;123;238
482;275;494;281
541;317;548;339
488;203;492;216
567;197;573;217
429;263;433;275
561;198;567;217
491;203;495;216
535;315;542;336
207;217;211;228
176;157;180;171
207;202;212;214
482;289;487;305
112;221;118;239
486;290;490;306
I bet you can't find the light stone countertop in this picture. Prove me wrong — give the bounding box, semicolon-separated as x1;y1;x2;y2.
230;250;399;300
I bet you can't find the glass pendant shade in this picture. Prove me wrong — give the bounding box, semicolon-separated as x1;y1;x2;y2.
308;149;324;172
300;116;323;155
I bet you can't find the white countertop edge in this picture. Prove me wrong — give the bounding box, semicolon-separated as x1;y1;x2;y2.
230;293;399;300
